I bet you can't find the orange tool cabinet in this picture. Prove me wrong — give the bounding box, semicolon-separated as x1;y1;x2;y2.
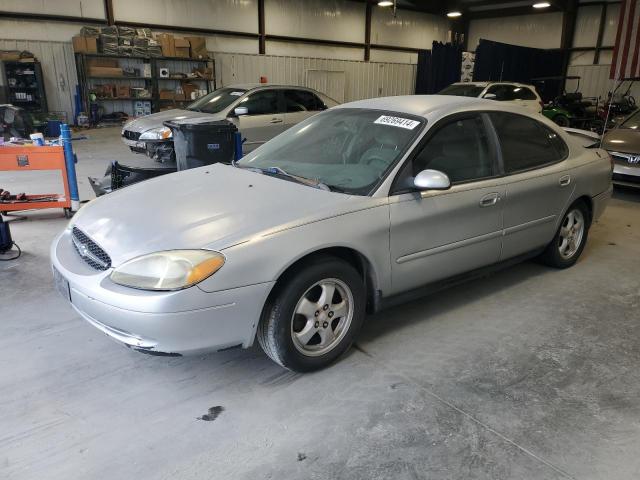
0;146;72;215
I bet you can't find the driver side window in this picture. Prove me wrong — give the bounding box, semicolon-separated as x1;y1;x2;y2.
409;115;495;184
239;90;281;115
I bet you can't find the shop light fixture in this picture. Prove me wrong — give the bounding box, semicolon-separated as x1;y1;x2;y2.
533;2;551;8
378;1;393;6
447;11;462;17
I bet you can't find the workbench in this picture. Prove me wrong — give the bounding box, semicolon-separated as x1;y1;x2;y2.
0;145;72;216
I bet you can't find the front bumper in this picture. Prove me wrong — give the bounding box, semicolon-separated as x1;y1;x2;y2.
50;230;274;355
122;135;147;153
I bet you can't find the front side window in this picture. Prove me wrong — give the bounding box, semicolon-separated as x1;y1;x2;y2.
238;90;281;115
409;115;495;184
620;109;640;130
486;85;511;101
285;90;324;112
238;108;424;195
489;112;568;173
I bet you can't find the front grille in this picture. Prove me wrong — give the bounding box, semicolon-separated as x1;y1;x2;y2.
71;227;112;271
610;151;640;166
613;173;640;185
123;130;141;141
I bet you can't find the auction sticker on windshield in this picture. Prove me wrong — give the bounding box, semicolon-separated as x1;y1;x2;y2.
374;115;420;130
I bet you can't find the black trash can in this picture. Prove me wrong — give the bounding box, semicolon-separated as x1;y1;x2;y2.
164;119;238;171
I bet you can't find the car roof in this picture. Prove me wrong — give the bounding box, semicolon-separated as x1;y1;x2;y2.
226;83;319;91
450;81;536;88
335;94;514;118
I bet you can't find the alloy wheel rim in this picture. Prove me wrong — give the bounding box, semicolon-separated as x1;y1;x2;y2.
291;278;354;357
558;208;585;260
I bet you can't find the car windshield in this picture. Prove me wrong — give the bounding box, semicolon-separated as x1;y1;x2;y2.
620;110;640;130
438;84;485;97
186;87;247;114
238;108;424;195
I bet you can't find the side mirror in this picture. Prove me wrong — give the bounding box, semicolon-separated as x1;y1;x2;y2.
234;106;249;116
483;93;497;100
414;169;451;191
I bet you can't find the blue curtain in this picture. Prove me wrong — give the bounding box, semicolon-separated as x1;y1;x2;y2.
473;39;564;102
415;42;463;94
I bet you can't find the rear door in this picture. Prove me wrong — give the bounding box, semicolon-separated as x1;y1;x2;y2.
488;112;573;260
283;89;327;130
510;86;542;113
235;89;286;153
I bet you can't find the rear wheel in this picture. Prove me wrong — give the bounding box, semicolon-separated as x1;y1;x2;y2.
257;256;365;372
539;201;590;268
553;114;570;127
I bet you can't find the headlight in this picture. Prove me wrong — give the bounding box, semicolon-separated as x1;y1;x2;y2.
139;127;172;141
110;250;225;291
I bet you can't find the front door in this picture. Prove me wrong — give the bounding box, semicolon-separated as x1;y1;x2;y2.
389;114;506;295
235;89;286;153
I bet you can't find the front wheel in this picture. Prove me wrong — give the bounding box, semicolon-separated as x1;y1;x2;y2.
539;202;590;268
257;256;366;372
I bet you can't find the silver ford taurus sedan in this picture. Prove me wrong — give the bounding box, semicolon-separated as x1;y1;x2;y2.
51;96;613;371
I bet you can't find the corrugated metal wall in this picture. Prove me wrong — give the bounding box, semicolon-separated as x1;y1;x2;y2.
566;64;640;102
0;39;77;122
566;65;613;99
214;53;417;103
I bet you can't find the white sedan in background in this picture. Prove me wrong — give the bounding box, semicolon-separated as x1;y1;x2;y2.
439;81;544;114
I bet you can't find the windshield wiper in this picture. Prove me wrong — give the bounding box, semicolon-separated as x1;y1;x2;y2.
261;167;331;191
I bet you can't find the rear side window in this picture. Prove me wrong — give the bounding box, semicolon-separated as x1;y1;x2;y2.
489;112;568;173
514;87;537;100
285;89;324;112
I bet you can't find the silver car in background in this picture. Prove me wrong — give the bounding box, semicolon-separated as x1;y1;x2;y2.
121;84;338;157
52;96;612;372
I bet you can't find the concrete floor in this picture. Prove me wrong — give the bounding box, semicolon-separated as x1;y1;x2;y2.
1;127;640;479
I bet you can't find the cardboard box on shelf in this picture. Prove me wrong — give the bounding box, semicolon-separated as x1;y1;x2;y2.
117;85;131;98
156;33;175;57
0;51;21;61
85;36;98;53
174;38;190;58
88;66;123;77
181;82;198;101
193;67;213;79
72;36;86;53
185;36;207;59
159;89;175;100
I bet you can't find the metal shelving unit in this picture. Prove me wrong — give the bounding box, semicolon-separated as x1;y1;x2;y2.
74;53;215;122
2;60;48;113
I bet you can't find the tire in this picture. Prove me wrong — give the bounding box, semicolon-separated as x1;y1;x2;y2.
539;201;590;268
257;256;366;372
553;115;570;127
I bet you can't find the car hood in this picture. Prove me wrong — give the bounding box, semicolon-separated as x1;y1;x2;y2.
602;128;640;154
123;109;225;134
71;164;372;267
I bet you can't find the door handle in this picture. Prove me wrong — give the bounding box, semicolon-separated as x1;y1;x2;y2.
270;118;283;124
559;175;571;187
479;193;500;207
